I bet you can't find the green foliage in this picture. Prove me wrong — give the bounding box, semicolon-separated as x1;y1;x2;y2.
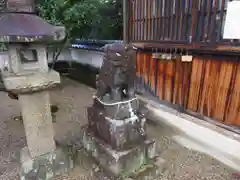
37;0;123;40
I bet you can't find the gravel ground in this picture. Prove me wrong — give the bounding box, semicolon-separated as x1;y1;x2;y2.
0;77;236;180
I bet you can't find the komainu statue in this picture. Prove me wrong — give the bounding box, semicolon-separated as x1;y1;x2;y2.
87;43;147;150
96;43;136;102
82;43;156;179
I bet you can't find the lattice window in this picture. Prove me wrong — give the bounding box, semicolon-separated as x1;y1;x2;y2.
130;0;234;45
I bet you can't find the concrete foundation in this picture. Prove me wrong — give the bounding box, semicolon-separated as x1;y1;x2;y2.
80;125;156;179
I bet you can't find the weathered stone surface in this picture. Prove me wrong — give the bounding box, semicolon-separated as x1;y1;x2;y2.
20;147;74;180
83;42;156;178
19;91;56;158
80;126;156;179
0;0;66;43
92;97;140;120
3;70;60;94
88;105;147;150
96;43;136;102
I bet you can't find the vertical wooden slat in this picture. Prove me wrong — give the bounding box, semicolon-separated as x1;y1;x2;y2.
210;0;218;43
162;0;166;40
225;63;240;125
136;0;139;41
136;0;139;40
149;0;152;40
174;0;180;40
149;56;157;92
143;54;147;83
156;0;160;40
204;0;213;41
166;0;171;39
133;0;136;40
157;61;165;99
177;60;185;106
198;59;211;115
182;0;188;40
183;62;192;109
153;0;157;40
169;0;174;40
164;61;175;102
217;0;226;41
196;58;207;112
141;0;144;40
154;57;159;95
199;0;206;41
213;61;234;121
206;59;221;117
173;58;181;105
190;0;199;43
159;0;163;40
144;0;150;40
128;0;133;42
187;57;204;111
178;0;185;40
143;0;146;40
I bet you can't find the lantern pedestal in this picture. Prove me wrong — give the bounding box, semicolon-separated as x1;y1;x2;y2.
20;147;73;180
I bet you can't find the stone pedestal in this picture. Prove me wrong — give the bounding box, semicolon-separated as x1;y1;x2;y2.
81;126;156;179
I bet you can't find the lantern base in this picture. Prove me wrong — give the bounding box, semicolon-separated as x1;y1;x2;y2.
19;147;74;180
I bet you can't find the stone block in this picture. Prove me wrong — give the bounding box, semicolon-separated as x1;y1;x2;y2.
20;147;74;180
80;126;156;179
92;97;140;120
3;70;60;94
88;106;147;150
19;91;56;158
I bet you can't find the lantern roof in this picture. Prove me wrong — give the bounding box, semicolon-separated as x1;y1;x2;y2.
0;0;65;43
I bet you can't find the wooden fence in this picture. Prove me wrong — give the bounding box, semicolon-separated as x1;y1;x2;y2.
136;51;240;126
127;0;240;127
128;0;240;51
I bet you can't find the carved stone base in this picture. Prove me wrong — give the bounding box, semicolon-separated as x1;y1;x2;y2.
88;106;147;150
80;125;156;179
20;147;74;180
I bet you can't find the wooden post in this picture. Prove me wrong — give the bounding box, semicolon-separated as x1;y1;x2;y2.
123;0;129;45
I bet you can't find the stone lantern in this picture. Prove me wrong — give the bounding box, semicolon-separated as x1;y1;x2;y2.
0;0;72;179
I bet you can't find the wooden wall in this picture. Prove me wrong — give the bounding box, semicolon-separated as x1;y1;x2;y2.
136;52;240;125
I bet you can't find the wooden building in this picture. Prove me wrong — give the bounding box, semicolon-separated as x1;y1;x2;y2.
125;0;240;128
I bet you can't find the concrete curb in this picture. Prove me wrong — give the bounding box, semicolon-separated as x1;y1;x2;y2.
137;95;240;171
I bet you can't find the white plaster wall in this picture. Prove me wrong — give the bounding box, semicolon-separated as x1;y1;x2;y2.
0;52;9;70
47;48;104;69
70;49;104;69
0;48;104;71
